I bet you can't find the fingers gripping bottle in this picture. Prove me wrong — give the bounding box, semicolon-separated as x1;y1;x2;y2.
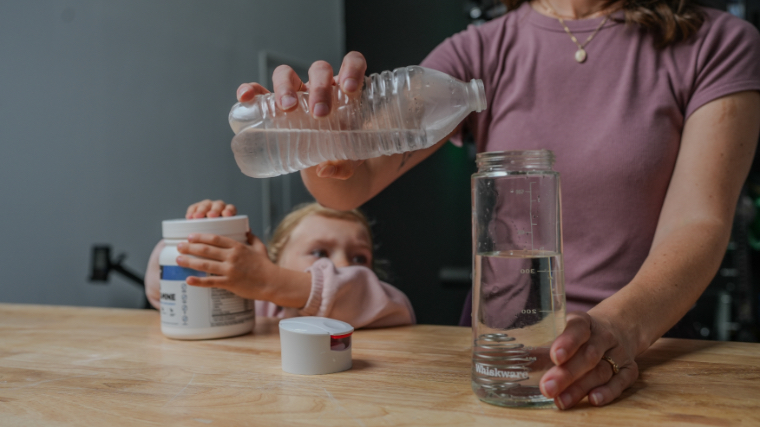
228;66;487;178
471;150;566;407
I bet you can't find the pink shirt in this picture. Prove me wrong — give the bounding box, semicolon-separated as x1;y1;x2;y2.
256;258;416;328
421;5;760;312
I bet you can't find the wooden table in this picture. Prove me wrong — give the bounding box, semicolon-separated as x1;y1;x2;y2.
1;304;758;426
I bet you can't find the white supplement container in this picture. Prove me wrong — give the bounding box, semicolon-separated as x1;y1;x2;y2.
159;215;255;340
279;317;353;375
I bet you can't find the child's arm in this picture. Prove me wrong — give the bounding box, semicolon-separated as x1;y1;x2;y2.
176;232;312;308
146;199;314;309
145;233;314;310
296;258;416;328
144;240;164;309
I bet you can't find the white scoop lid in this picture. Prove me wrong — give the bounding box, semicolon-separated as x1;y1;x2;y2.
279;316;353;336
279;317;353;375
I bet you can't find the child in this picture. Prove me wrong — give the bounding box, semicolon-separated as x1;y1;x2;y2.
145;201;415;328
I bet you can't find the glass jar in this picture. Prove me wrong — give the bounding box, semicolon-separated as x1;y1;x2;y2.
470;150;566;407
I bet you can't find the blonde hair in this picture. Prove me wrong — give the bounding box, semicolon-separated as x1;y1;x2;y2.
268;202;379;272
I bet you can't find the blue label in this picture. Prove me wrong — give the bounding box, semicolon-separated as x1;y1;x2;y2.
160;265;207;280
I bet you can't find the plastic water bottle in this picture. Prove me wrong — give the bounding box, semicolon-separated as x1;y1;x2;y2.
228;66;487;178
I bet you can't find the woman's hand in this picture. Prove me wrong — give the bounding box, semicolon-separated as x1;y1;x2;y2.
539;311;639;409
236;51;368;180
185;199;237;219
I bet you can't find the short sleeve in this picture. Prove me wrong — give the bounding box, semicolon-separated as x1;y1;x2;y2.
421;25;488;146
685;13;760;119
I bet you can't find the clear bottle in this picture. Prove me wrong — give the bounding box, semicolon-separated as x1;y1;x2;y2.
228;66;486;178
471;150;566;407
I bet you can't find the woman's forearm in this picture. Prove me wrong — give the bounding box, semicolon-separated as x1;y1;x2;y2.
301;137;451;210
301;158;383;210
592;91;760;356
590;218;732;356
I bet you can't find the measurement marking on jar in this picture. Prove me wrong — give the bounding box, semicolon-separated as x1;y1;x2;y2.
529;182;536;249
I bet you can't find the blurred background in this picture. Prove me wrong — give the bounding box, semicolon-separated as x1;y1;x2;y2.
1;0;758;342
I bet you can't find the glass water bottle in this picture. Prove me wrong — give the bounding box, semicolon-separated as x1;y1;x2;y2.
471;150;566;407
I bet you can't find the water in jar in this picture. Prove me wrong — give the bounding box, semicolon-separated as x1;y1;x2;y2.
471;249;565;407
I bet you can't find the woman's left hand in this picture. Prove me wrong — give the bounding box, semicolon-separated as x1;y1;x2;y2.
539;311;639;409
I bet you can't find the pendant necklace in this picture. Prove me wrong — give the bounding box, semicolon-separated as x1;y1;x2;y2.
542;1;610;63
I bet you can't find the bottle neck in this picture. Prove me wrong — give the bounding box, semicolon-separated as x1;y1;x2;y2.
476;150;556;173
468;79;487;113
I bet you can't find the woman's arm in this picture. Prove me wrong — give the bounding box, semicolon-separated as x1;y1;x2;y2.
300;137;450;210
539;90;760;409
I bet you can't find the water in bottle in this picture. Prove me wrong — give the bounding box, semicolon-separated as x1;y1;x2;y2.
228;66;486;178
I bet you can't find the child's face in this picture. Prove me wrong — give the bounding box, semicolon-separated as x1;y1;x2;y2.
277;214;373;272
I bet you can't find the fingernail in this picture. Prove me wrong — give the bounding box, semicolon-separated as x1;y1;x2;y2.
543;379;558;397
590;392;603;406
318;165;336;177
187;234;196;241
281;95;297;109
176;256;185;264
343;78;359;92
237;86;252;101
313;102;329;117
555;348;567;364
558;393;571;410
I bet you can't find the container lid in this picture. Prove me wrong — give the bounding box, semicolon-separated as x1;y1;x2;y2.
279;317;354;337
162;215;249;239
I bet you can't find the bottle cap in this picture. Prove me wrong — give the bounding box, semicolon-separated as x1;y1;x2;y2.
279;317;353;375
162;215;249;240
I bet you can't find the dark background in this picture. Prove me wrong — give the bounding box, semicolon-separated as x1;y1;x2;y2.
345;0;760;342
346;0;474;326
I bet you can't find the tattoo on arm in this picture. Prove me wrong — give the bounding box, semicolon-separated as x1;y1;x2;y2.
398;152;414;171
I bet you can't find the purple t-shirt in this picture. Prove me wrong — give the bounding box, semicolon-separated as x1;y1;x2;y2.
421;4;760;313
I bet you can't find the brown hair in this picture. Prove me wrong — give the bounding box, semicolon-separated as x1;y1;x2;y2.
268;202;385;276
504;0;705;48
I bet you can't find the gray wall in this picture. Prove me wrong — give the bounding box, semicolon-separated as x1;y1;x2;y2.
0;0;343;308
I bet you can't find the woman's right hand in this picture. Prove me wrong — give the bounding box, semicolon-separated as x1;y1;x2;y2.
186;199;237;219
236;51;368;180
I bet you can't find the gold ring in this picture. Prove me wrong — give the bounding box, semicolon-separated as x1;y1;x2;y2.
602;355;620;374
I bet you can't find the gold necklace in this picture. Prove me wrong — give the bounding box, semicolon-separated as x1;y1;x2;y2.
541;1;610;63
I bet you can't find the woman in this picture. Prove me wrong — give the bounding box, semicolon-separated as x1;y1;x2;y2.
235;0;760;409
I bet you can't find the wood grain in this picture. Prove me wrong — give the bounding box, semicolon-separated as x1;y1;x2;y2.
0;303;758;426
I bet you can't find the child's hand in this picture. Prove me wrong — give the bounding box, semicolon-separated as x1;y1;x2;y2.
175;232;311;307
185;199;237;219
175;232;273;300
